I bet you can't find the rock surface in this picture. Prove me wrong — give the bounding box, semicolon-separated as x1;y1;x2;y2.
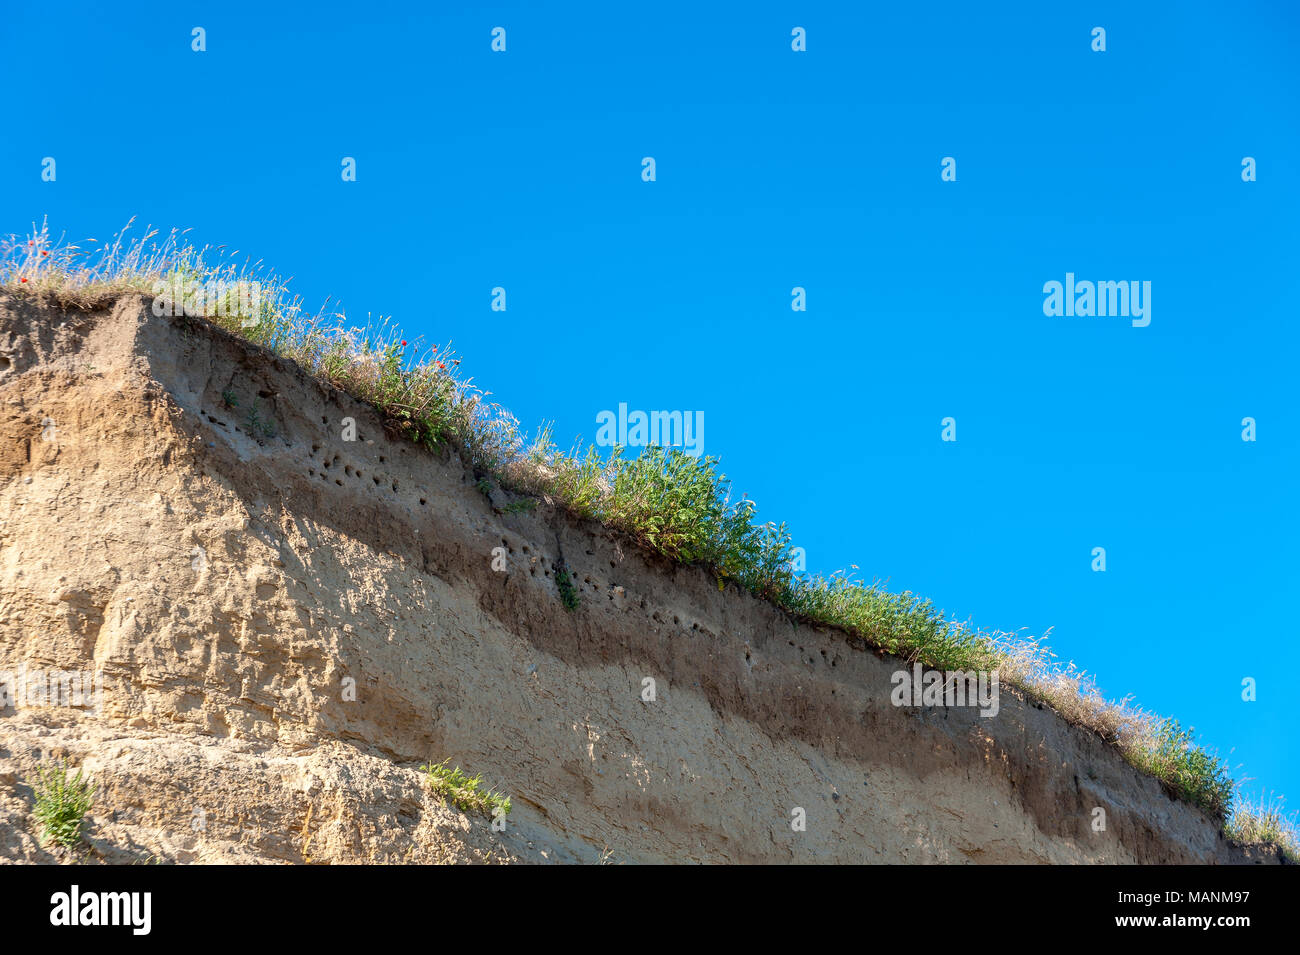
0;293;1274;864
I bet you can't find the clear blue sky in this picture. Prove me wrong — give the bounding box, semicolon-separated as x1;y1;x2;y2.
4;1;1297;812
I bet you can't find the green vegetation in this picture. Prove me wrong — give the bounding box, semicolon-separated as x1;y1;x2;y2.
244;397;277;440
31;759;95;849
1125;719;1234;817
420;759;512;819
1;218;1290;854
555;566;580;611
1225;793;1299;863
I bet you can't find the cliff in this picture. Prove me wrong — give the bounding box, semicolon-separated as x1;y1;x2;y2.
0;292;1273;864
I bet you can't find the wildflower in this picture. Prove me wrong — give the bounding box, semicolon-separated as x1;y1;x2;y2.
20;277;28;283
401;340;407;346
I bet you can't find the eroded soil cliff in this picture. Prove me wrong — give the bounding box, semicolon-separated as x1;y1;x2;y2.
0;293;1273;864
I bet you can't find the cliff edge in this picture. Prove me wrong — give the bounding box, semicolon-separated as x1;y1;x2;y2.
0;293;1274;864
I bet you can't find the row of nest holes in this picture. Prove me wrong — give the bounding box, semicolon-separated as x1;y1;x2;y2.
494;540;831;671
306;444;425;504
787;641;839;668
494;537;628;605
201;408;280;442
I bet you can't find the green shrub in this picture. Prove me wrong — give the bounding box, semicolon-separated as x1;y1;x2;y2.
420;759;511;819
244;398;277;439
555;567;580;611
31;760;95;849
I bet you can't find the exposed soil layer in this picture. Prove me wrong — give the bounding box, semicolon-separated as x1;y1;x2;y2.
0;293;1277;864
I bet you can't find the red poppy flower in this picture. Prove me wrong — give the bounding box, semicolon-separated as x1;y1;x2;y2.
20;277;28;283
401;340;407;346
41;251;48;257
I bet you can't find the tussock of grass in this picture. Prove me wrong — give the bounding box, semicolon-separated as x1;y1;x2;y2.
0;219;1277;845
1124;719;1234;817
420;759;512;818
1225;793;1299;862
31;759;95;849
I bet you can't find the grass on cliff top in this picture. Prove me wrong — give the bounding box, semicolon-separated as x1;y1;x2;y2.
1224;793;1300;861
2;218;1289;856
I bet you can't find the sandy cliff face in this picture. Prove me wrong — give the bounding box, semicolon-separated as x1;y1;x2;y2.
0;293;1270;864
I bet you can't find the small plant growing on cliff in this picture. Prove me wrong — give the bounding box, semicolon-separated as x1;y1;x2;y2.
503;497;537;514
31;759;95;849
221;388;238;409
244;399;277;440
555;566;580;611
421;759;511;819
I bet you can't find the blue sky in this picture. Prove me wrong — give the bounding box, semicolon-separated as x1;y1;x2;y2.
4;1;1297;811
